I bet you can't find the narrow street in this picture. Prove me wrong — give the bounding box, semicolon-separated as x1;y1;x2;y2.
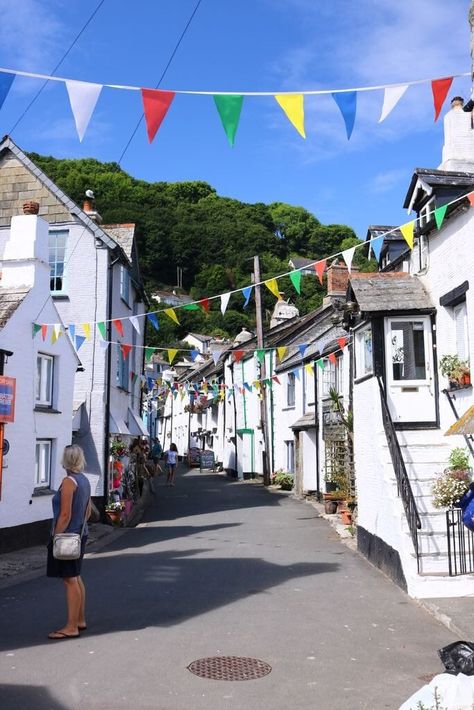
0;469;456;710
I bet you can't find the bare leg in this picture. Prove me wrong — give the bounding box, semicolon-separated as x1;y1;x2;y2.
170;465;176;486
77;576;86;628
49;577;81;637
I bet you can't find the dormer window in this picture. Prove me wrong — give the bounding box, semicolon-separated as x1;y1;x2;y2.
418;197;435;229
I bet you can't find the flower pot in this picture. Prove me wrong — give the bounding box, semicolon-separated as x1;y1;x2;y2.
325;481;338;493
324;500;338;515
106;510;122;525
340;509;352;525
462;372;471;386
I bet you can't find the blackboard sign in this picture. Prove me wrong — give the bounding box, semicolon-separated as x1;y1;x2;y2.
187;447;201;467
199;450;215;470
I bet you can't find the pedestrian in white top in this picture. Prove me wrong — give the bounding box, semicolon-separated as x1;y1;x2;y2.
166;443;178;487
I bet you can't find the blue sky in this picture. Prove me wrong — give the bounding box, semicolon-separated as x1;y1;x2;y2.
0;0;471;240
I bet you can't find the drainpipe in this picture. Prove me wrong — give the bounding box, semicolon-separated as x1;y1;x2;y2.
314;356;320;500
103;252;119;505
230;361;238;475
269;351;275;474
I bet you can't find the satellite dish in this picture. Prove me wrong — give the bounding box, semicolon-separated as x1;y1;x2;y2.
85;189;95;199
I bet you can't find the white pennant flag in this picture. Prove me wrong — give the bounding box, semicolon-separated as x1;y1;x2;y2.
342;246;356;273
99;340;109;352
129;316;141;334
66;80;102;142
212;350;222;366
220;292;231;315
379;84;408;123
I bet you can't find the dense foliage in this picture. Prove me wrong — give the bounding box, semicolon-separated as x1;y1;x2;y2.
29;153;376;344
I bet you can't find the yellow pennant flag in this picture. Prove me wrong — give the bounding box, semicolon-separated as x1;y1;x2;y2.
275;94;306;138
400;221;415;250
179;388;185;401
265;278;281;300
168;348;178;365
51;324;61;344
277;346;287;361
164;308;180;325
82;323;91;340
305;362;314;376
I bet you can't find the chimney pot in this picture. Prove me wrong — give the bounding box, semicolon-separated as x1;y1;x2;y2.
23;201;39;215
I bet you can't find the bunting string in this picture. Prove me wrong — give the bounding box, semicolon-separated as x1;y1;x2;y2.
36;188;474;330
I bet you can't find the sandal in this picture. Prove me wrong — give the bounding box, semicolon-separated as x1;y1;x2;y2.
48;630;80;640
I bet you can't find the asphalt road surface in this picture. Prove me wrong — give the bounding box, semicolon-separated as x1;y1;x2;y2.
0;469;456;709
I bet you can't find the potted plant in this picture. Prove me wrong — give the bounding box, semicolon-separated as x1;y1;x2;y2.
110;438;128;461
439;355;471;388
432;447;472;508
105;499;124;525
272;470;294;491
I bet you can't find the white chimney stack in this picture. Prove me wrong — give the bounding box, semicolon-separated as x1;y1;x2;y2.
2;204;50;291
439;98;474;171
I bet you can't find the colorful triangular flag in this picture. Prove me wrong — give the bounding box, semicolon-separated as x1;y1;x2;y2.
328;352;337;365
147;313;159;330
145;347;155;362
277;346;287;361
168;348;178;365
120;344;132;360
272;375;281;385
468;192;474;208
190;349;199;362
182;303;200;311
75;335;86;351
342;246;356;273
379;84;408;123
41;324;48;341
242;286;253;308
265;278;280;300
315;259;327;285
432;77;453;121
434;204;448;230
113;319;124;337
32;323;41;338
214;95;244;146
274;93;305;138
305;362;314;376
337;337;348;350
400;221;415;250
129;315;141;334
97;322;106;339
316;359;325;370
199;298;210;313
65;80;102;142
298;344;307;358
0;71;15;111
220;292;231;315
212;351;222;366
51;324;61;344
164;308;179;325
332;91;357;139
141;88;176;142
68;324;76;343
289;269;302;295
234;350;245;363
82;323;91;340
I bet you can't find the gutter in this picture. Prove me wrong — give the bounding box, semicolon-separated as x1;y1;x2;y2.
103;251;119;505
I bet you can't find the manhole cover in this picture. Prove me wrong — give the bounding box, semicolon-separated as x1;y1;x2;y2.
187;656;272;681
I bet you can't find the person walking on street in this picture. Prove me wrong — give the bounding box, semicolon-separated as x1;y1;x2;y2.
165;443;179;487
151;438;163;476
47;445;91;640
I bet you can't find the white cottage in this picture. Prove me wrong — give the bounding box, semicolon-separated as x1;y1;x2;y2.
0;137;148;502
0;208;78;551
349;98;474;598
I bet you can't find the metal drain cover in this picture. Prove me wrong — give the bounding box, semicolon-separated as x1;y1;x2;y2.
187;656;272;681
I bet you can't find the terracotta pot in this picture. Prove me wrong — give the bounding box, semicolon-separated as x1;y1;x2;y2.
340;509;352;525
106;510;122;525
462;372;471;386
324;500;338;514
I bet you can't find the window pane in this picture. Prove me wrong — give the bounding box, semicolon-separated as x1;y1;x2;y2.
49;231;68;294
454;302;468;361
35;441;51;487
390;321;426;380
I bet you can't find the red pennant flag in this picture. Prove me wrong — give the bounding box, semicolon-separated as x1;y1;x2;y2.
141;89;176;143
314;259;327;285
199;298;210;313
337;337;348;350
468;192;474;207
41;324;48;341
272;375;281;385
328;352;337;365
113;319;124;337
120;344;132;360
234;350;245;363
431;77;453;121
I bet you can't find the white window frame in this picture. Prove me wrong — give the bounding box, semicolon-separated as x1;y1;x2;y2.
354;324;373;380
120;265;130;306
286;372;296;407
49;230;68;295
35;439;52;489
36;353;54;406
116;345;129;390
454;300;469;363
285;440;295;473
322;356;342;396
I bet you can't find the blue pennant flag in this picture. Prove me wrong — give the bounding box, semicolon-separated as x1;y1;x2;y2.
242;286;253;308
244;382;253;392
298;344;308;358
147;313;159;330
332;91;357;139
75;335;86;351
293;367;301;380
68;323;76;343
190;349;199;362
0;72;15;111
370;235;384;262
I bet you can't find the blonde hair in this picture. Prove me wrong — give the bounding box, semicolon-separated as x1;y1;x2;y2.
61;444;86;473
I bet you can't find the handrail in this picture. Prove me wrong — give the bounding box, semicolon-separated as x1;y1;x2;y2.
442;388;474;458
377;377;422;571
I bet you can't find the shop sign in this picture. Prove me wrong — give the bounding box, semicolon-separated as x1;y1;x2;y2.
0;377;16;423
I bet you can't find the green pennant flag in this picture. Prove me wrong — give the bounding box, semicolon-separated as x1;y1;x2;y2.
182;303;200;311
132;373;138;384
97;321;106;339
289;270;302;295
316;359;325;370
264;378;273;387
214;95;244;147
256;349;266;363
145;347;155;362
434;204;448;230
32;323;41;338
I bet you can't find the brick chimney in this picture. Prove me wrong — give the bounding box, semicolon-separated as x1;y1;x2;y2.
439;97;474;171
325;263;358;300
2;205;50;291
82;189;102;224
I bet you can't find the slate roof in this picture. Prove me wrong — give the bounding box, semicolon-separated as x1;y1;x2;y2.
403;168;474;210
365;225;404;243
0;287;30;329
288;257;315;270
349;273;434;313
291;412;317;430
187;332;213;343
102;224;135;260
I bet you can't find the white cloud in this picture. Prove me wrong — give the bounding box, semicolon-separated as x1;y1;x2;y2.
0;0;64;70
370;168;407;194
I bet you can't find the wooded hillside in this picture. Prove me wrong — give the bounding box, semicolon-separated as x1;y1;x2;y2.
30;153;374;344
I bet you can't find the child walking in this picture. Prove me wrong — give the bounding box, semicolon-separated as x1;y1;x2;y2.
165;443;178;487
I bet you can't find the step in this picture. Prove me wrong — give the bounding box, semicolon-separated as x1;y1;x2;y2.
401;510;447;534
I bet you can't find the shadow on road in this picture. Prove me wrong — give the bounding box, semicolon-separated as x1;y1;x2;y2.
0;685;67;709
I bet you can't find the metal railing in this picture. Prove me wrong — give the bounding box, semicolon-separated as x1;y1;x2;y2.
446;507;474;576
377;377;422;571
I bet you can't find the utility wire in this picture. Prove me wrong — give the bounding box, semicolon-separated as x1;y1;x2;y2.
9;0;107;134
118;0;203;164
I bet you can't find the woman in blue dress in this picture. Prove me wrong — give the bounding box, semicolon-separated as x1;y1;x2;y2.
47;445;91;640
